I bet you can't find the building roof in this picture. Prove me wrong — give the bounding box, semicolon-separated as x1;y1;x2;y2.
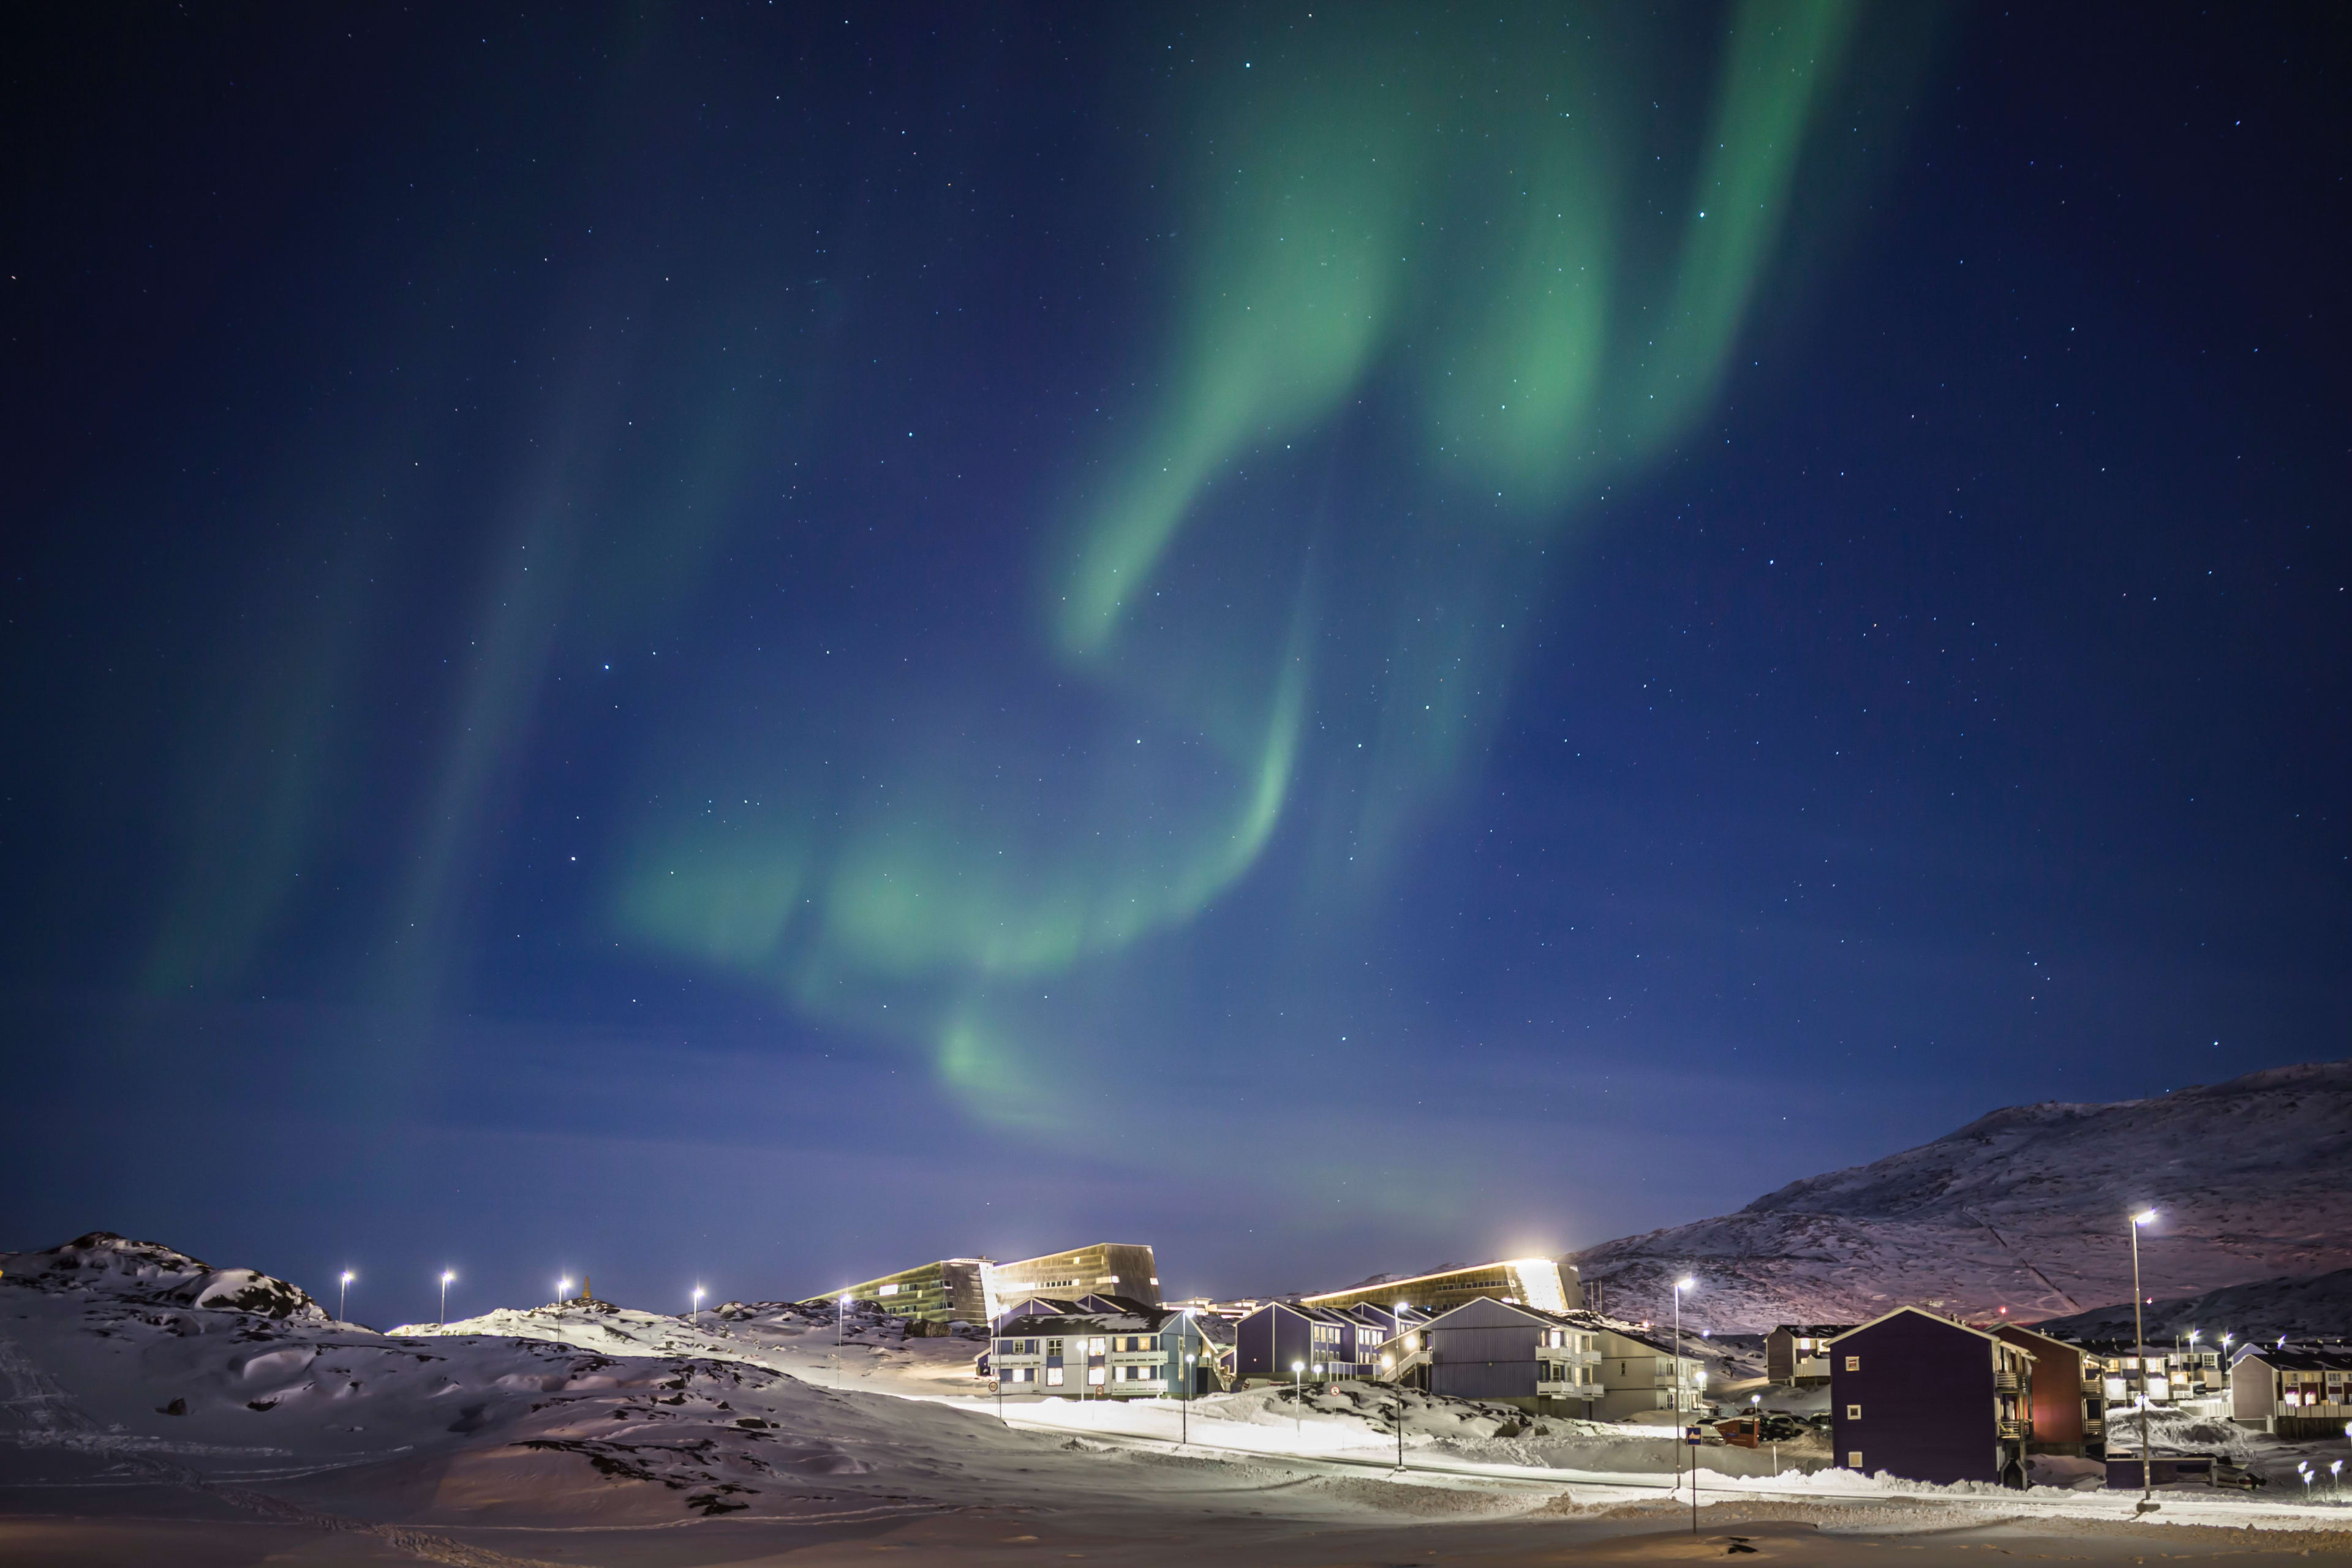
1991;1323;2090;1355
997;1308;1183;1336
1828;1305;2037;1359
1771;1324;1857;1338
2233;1346;2352;1373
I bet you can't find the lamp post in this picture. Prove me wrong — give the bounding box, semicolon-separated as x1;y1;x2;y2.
337;1270;354;1323
2130;1210;2156;1507
1395;1300;1411;1472
2331;1457;2343;1502
1292;1360;1305;1434
838;1294;851;1346
554;1277;571;1350
1673;1275;1695;1525
690;1284;705;1319
1179;1308;1195;1447
439;1269;456;1326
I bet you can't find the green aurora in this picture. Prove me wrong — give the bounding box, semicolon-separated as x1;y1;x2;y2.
612;2;1923;1148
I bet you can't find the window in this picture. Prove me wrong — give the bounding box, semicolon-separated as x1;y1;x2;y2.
1088;1337;1107;1356
878;1283;900;1296
1087;1366;1106;1385
1046;1368;1065;1387
1846;1404;1861;1420
1844;1355;1860;1372
1847;1450;1864;1469
1046;1339;1064;1358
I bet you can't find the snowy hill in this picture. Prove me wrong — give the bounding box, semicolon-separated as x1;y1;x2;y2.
1;1231;326;1319
1571;1060;2352;1330
0;1232;1254;1536
2030;1268;2352;1346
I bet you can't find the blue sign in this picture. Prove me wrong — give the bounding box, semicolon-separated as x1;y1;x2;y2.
1685;1426;1703;1446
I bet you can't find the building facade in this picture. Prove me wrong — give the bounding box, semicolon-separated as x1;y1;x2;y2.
1234;1302;1383;1383
1766;1324;1853;1387
992;1305;1226;1397
1992;1324;2103;1455
1303;1258;1580;1316
1829;1307;2035;1487
1387;1297;1605;1414
1587;1319;1708;1421
815;1242;1158;1325
818;1257;994;1324
2230;1345;2352;1436
988;1243;1161;1310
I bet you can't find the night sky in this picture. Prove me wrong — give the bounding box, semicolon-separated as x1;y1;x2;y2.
6;4;2346;1330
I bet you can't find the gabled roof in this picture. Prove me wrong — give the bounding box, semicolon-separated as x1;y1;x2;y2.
1991;1322;2090;1355
997;1308;1182;1336
1421;1295;1583;1334
1828;1305;2036;1359
2233;1346;2352;1373
1771;1324;1857;1337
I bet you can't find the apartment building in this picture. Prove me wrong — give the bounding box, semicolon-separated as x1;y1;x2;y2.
991;1303;1229;1398
1829;1307;2036;1487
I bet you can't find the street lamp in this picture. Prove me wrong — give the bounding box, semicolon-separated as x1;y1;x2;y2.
439;1269;456;1326
1179;1307;1196;1448
337;1270;355;1322
2331;1457;2343;1501
838;1294;851;1346
690;1284;706;1319
2129;1210;2156;1508
1292;1360;1306;1434
1673;1275;1695;1525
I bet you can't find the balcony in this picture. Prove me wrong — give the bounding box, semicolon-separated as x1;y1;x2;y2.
1992;1371;2022;1395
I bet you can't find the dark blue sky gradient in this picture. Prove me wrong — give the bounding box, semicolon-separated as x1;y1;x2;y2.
4;4;2345;1330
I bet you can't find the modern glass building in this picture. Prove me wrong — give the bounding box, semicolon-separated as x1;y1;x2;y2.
1303;1257;1579;1316
817;1241;1160;1324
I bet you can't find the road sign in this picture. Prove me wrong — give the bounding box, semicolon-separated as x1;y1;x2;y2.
1685;1426;1703;1446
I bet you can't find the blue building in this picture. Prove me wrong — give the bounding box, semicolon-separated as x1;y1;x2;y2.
1829;1306;2035;1487
1234;1302;1393;1384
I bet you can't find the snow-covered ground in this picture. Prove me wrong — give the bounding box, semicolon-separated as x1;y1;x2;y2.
7;1232;2352;1566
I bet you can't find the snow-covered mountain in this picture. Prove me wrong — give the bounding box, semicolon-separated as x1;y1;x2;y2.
1571;1061;2352;1330
2030;1268;2352;1346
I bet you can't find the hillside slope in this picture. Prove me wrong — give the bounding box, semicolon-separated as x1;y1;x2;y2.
2029;1268;2352;1346
1570;1061;2352;1330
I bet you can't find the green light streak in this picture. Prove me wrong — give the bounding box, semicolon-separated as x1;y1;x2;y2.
611;2;1904;1150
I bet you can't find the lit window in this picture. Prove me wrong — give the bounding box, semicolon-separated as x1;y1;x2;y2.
1088;1337;1107;1355
1087;1366;1106;1385
1046;1368;1065;1387
1844;1356;1860;1372
1847;1450;1864;1469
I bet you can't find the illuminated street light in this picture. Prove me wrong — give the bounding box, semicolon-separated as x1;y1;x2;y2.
1292;1360;1305;1433
2129;1210;2156;1508
1673;1275;1696;1532
337;1269;355;1322
439;1269;456;1326
690;1284;706;1318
